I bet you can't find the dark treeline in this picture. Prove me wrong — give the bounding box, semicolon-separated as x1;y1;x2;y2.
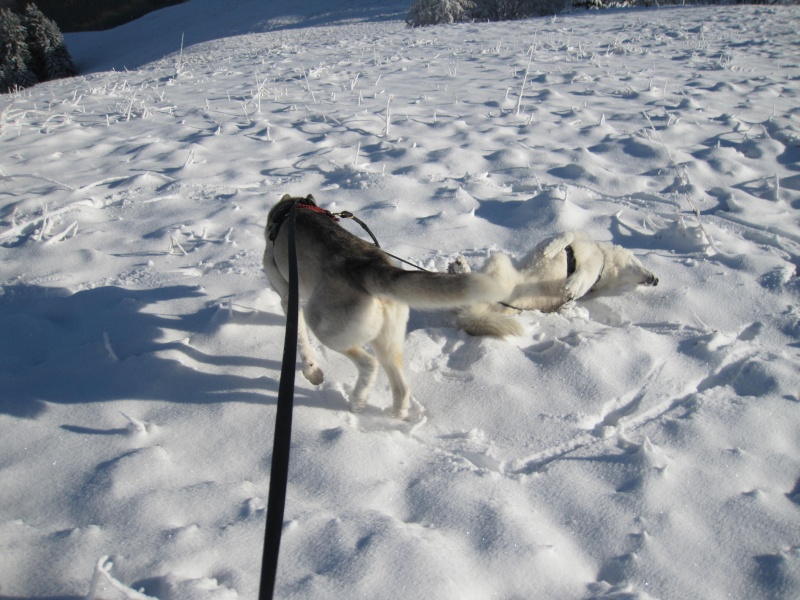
1;3;76;92
407;0;796;27
2;0;186;32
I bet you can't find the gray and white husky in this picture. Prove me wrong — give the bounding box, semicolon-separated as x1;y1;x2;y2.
263;194;516;419
449;231;659;337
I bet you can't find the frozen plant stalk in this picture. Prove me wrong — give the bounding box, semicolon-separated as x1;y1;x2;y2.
383;95;393;136
515;51;533;116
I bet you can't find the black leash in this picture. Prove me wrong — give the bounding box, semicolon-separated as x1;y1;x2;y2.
333;209;431;273
333;210;381;247
259;202;299;600
270;200;431;273
259;198;424;600
334;207;533;310
256;199;541;598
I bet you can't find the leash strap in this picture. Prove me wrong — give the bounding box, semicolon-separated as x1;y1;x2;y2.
334;210;433;272
281;203;426;271
259;203;299;600
333;211;381;248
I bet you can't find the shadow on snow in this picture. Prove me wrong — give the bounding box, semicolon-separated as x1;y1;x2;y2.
0;284;317;418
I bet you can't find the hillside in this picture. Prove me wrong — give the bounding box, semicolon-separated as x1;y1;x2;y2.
1;1;799;598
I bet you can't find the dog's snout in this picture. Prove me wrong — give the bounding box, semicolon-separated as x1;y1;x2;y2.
646;274;659;286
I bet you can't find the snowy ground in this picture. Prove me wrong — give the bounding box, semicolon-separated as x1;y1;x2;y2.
1;1;800;598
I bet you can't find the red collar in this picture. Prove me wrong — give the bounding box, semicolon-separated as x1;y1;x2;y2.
298;203;338;220
268;201;338;242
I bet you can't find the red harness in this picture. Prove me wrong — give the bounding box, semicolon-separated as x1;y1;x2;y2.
268;199;381;248
298;203;339;220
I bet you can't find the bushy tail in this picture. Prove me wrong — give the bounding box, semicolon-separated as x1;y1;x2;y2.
366;253;518;309
454;305;524;337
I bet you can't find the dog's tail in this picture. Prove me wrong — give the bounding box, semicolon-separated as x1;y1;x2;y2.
366;253;518;309
454;305;524;337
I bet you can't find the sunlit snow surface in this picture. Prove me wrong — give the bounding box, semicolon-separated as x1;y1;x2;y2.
1;1;799;598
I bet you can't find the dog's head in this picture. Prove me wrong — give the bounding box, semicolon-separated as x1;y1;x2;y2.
598;246;659;290
266;194;317;241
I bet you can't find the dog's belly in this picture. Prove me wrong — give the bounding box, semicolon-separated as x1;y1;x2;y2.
505;291;565;313
304;292;387;351
507;263;568;312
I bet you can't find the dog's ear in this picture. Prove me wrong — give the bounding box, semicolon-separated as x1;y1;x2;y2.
305;194;316;205
280;193;292;201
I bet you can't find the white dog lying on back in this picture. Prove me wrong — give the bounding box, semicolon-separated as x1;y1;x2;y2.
449;231;659;337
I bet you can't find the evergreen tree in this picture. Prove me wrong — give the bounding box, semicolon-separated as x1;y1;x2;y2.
0;7;38;93
407;0;567;27
25;3;76;82
471;0;567;21
407;0;475;27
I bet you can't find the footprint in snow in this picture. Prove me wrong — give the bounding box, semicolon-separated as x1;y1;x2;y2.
325;381;427;433
345;399;427;434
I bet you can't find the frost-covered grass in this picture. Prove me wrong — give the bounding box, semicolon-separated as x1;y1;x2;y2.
1;1;799;598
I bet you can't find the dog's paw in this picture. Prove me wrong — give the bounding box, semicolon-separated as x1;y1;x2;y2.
447;255;471;274
303;365;324;386
541;232;574;259
393;406;409;420
563;281;581;302
391;397;426;426
564;272;595;301
563;279;577;301
350;398;367;413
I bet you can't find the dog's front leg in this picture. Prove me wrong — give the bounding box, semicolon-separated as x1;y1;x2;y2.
279;296;324;385
296;308;323;385
264;251;324;385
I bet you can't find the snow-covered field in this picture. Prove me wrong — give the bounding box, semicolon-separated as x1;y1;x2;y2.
2;1;799;598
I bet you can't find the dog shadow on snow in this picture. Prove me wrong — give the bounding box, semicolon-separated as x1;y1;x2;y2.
0;284;324;419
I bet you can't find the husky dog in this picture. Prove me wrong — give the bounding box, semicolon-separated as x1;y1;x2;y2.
263;194;516;419
449;231;658;337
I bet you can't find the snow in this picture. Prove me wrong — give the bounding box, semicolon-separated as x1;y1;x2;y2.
1;1;800;598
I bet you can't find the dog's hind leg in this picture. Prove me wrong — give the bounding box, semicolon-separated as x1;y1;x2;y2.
541;232;575;259
371;341;410;419
370;302;412;419
343;347;379;413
